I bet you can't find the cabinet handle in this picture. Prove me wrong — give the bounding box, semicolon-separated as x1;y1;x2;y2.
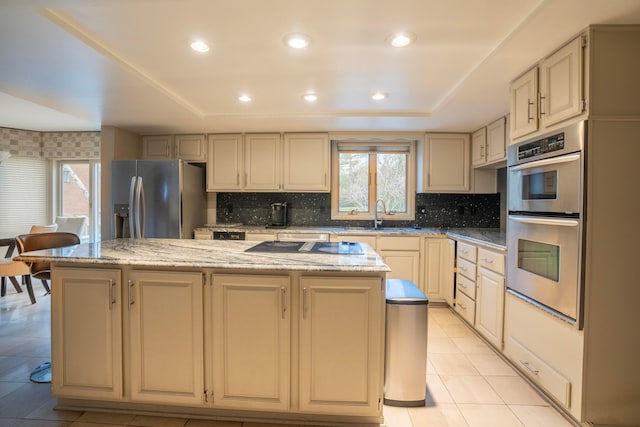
538;92;546;119
527;99;534;123
459;282;467;289
303;287;308;320
175;144;178;159
460;266;468;272
281;287;287;319
109;280;115;308
519;360;540;375
128;280;134;309
458;303;466;310
166;143;170;157
481;258;494;264
460;249;468;254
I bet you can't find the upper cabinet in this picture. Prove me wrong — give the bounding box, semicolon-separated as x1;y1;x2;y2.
510;35;586;141
420;133;470;192
472;117;507;168
282;133;330;192
206;132;331;192
142;134;207;161
471;128;487;168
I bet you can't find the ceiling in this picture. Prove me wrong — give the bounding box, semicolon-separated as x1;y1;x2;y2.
2;0;640;135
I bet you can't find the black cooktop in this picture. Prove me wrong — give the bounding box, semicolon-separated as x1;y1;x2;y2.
245;241;364;255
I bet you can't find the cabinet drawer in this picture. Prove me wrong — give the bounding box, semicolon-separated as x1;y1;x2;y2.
457;258;476;281
333;234;377;250
194;230;213;240
478;248;505;275
377;236;420;251
457;241;477;262
506;335;571;408
456;274;476;300
454;291;475;325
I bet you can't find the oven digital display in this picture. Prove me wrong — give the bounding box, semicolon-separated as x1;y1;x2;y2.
517;239;560;281
517;132;565;160
522;171;557;200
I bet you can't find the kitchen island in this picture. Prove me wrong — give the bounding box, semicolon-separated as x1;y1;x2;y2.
17;239;389;425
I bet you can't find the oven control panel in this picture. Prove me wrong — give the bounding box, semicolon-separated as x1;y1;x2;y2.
517;132;565;160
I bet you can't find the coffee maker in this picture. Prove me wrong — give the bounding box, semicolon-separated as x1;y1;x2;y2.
270;202;288;227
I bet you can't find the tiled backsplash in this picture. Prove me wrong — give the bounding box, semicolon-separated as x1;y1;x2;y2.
217;192;501;228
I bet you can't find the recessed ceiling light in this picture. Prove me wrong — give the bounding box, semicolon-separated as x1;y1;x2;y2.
388;32;416;48
238;94;252;103
303;93;318;102
284;33;310;49
190;40;210;53
372;92;387;101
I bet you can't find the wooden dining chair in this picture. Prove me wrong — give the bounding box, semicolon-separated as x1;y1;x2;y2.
16;232;80;303
29;224;58;233
0;259;33;301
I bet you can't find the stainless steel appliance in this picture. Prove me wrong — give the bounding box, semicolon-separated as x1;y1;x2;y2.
111;160;205;239
213;231;245;240
507;121;586;324
270;202;288;227
246;241;364;255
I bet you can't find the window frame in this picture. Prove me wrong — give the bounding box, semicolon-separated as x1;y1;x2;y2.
330;140;416;221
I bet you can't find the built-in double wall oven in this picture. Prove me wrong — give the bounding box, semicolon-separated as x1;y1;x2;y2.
507;121;586;326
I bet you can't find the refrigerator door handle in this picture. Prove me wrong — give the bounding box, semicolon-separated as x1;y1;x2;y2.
138;177;146;238
129;176;137;238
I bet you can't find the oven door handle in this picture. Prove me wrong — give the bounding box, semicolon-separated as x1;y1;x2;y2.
509;216;579;227
510;153;580;172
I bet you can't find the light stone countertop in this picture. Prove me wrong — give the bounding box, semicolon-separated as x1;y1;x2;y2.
16;238;390;273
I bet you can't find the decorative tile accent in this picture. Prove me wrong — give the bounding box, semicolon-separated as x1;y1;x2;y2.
42;131;100;158
0;127;41;157
216;192;501;228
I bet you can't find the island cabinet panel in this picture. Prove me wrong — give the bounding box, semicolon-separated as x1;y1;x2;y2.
128;270;204;406
298;276;383;416
211;274;290;411
51;267;123;401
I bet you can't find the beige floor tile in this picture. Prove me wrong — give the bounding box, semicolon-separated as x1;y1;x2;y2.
457;404;524;427
0;381;25;399
427;321;448;337
0;358;49;382
24;398;83;422
382;404;412;427
69;423;127;427
440;376;503;404
429;353;479;375
451;337;495;355
426;358;436;375
184;420;241;427
0;383;54;419
465;354;517;376
74;412;136;425
485;376;548;406
428;337;462;354
441;323;477;338
129;415;187;426
431;310;464;326
408;403;469;427
0;419;21;427
425;374;454;404
509;405;577;427
13;421;72;427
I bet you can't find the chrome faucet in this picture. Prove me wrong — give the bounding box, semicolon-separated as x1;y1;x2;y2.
374;199;386;229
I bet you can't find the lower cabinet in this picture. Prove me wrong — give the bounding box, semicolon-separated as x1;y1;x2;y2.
298;276;383;416
128;270;204;405
51;267;123;401
475;266;505;349
377;236;421;287
211;274;290;410
422;238;455;304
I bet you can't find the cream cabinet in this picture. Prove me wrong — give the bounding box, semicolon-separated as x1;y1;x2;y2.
244;133;281;191
475;246;506;350
420;133;470;191
246;232;277;241
299;276;383;416
206;134;243;191
473;117;507;168
128;270;204;405
331;234;377;250
377;236;421;286
471;128;487;168
51;267;123;401
211;274;290;411
283;133;330;192
421;238;455;304
454;241;477;324
510;35;585;140
142;134;206;161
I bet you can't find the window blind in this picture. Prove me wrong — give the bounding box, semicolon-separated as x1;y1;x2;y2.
0;156;51;236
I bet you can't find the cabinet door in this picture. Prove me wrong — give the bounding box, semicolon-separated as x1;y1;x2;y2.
244;133;281;191
485;117;506;164
142;135;173;159
471;128;487;167
175;134;206;161
51;267;122;400
207;134;243;191
212;274;290;410
510;67;538;139
422;238;454;305
129;270;204;405
299;276;383;416
475;266;505;350
422;134;470;191
380;250;420;285
282;133;330;192
540;36;584;128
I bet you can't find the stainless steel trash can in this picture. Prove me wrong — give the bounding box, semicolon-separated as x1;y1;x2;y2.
384;279;428;407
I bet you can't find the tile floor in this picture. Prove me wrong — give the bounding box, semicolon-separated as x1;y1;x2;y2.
0;286;578;427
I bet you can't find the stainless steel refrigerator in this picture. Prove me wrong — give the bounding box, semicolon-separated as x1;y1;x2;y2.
111;160;205;239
